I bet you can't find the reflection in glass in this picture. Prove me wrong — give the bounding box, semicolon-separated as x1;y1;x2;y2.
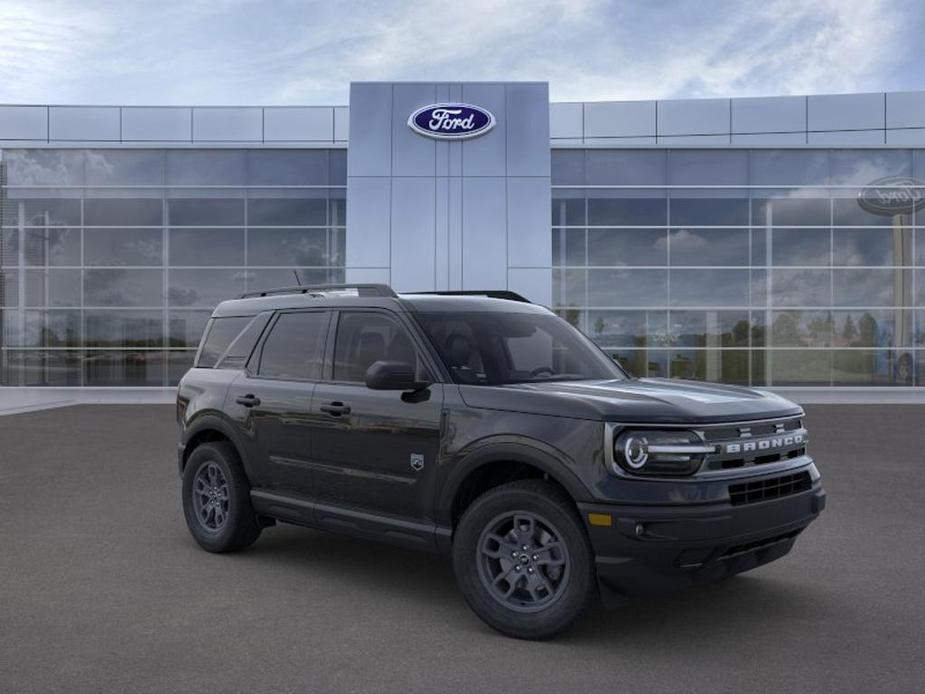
588;269;667;307
586;150;666;185
833;228;908;266
12;198;82;227
748;150;828;186
23;310;80;347
587;194;666;226
829;150;912;185
6;350;82;386
246;268;343;292
84;228;163;266
669;150;748;185
752;196;829;226
168;311;212;348
833;268;902;307
668;228;748;266
24;228;80;266
247;150;330;185
247;228;334;266
551;150;584;185
85;310;164;347
833;197;898;226
769;349;831;385
165;150;247;185
168;269;246;308
84;198;163;226
669;311;750;347
168;197;244;226
552;228;586;266
832;350;911;386
770;229;830;266
25;269;81;307
84;269;163;307
247;195;327;226
771;310;833;347
771;269;830;307
669;197;749;226
586;310;668;347
831;310;907;348
169;229;244;266
168;351;197;386
670;270;749;307
85;150;165;185
552;268;586;307
84;350;165;386
5;150;85;186
551;191;585;226
668;349;749;385
587;229;666;266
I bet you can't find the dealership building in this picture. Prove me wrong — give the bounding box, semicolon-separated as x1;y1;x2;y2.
1;81;924;403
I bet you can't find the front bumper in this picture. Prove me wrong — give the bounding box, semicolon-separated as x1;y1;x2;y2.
578;474;825;604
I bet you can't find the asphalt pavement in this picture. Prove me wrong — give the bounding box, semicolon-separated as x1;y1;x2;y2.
1;404;923;694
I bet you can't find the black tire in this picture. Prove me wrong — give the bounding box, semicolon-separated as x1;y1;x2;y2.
182;441;261;553
452;479;596;639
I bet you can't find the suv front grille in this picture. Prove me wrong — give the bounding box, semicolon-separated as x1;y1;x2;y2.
728;471;812;506
701;416;807;472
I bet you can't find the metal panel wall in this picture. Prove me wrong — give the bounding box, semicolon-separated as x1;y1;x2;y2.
346;82;551;303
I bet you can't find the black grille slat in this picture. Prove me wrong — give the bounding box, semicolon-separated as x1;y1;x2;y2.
728;472;811;506
702;416;807;472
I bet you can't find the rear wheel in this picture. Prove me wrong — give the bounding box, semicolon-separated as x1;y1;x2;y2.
182;441;261;553
452;480;596;639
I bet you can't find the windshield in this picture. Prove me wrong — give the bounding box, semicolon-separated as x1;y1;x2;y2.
415;311;626;386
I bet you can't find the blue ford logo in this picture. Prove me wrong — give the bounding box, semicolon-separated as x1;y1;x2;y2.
858;176;925;215
408;103;495;140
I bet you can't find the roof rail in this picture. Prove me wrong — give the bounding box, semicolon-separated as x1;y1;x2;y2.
240;283;398;299
404;290;531;303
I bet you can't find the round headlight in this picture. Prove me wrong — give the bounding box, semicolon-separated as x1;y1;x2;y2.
612;429;713;476
622;435;649;469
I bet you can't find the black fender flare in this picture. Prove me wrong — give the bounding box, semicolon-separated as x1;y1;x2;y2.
181;411;255;480
435;436;594;529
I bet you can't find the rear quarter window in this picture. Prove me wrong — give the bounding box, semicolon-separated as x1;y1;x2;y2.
196;315;264;368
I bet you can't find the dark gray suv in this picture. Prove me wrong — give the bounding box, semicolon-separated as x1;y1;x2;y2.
176;283;825;639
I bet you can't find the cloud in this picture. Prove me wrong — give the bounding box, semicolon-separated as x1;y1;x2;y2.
0;0;919;105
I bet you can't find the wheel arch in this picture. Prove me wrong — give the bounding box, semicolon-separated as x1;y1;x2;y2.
181;413;252;479
437;439;593;533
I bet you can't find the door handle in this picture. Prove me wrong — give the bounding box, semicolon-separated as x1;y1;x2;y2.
320;401;351;416
235;394;261;408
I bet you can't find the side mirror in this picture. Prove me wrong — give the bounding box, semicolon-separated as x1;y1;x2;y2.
364;360;429;391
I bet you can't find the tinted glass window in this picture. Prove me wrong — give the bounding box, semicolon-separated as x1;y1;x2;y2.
258;311;327;380
417;311;624;386
333;312;422;382
197;316;253;368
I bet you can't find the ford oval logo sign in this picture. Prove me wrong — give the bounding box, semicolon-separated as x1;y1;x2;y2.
858;176;925;216
408;103;495;140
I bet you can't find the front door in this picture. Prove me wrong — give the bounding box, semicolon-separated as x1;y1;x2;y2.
310;310;444;531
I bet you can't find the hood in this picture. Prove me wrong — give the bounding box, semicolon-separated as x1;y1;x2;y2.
457;377;802;424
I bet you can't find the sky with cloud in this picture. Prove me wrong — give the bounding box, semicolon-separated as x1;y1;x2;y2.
0;0;922;105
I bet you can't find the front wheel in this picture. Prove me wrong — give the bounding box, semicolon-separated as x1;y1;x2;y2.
452;480;596;639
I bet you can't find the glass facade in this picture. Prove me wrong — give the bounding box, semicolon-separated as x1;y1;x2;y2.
0;148;346;386
552;148;925;387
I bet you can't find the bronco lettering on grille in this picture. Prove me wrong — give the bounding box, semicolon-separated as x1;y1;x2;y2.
725;433;804;455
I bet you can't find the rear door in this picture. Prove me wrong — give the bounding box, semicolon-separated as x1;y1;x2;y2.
227;309;330;498
310;309;444;537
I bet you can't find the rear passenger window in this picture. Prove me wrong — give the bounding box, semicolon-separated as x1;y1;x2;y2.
258;311;328;380
197;316;252;368
332;312;424;382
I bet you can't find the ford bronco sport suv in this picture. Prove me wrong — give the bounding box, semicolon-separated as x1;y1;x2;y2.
176;284;825;639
